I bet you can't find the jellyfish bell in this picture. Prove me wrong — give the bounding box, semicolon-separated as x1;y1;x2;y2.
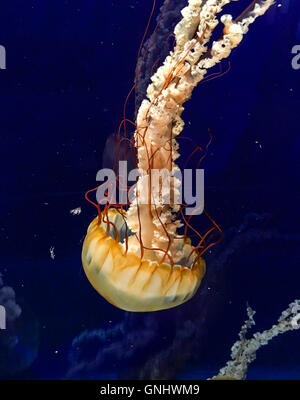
82;209;206;312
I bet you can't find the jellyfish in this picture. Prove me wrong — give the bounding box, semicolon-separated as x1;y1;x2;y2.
82;0;277;312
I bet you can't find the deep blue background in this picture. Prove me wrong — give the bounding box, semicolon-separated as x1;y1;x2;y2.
0;0;299;379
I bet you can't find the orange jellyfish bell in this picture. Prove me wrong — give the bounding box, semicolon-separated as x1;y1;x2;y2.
82;209;206;312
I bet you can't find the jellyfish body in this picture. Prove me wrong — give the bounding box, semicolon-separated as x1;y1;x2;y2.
82;209;206;312
82;0;276;312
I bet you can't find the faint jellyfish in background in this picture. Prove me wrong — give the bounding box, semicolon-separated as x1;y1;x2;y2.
0;275;39;377
66;313;159;379
135;0;184;110
0;275;22;324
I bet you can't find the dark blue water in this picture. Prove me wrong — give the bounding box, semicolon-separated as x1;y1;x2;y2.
0;0;299;380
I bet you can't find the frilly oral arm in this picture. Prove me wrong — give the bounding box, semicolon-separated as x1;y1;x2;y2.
127;0;276;259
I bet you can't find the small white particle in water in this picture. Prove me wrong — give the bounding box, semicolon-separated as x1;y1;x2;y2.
50;246;55;260
70;207;82;216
